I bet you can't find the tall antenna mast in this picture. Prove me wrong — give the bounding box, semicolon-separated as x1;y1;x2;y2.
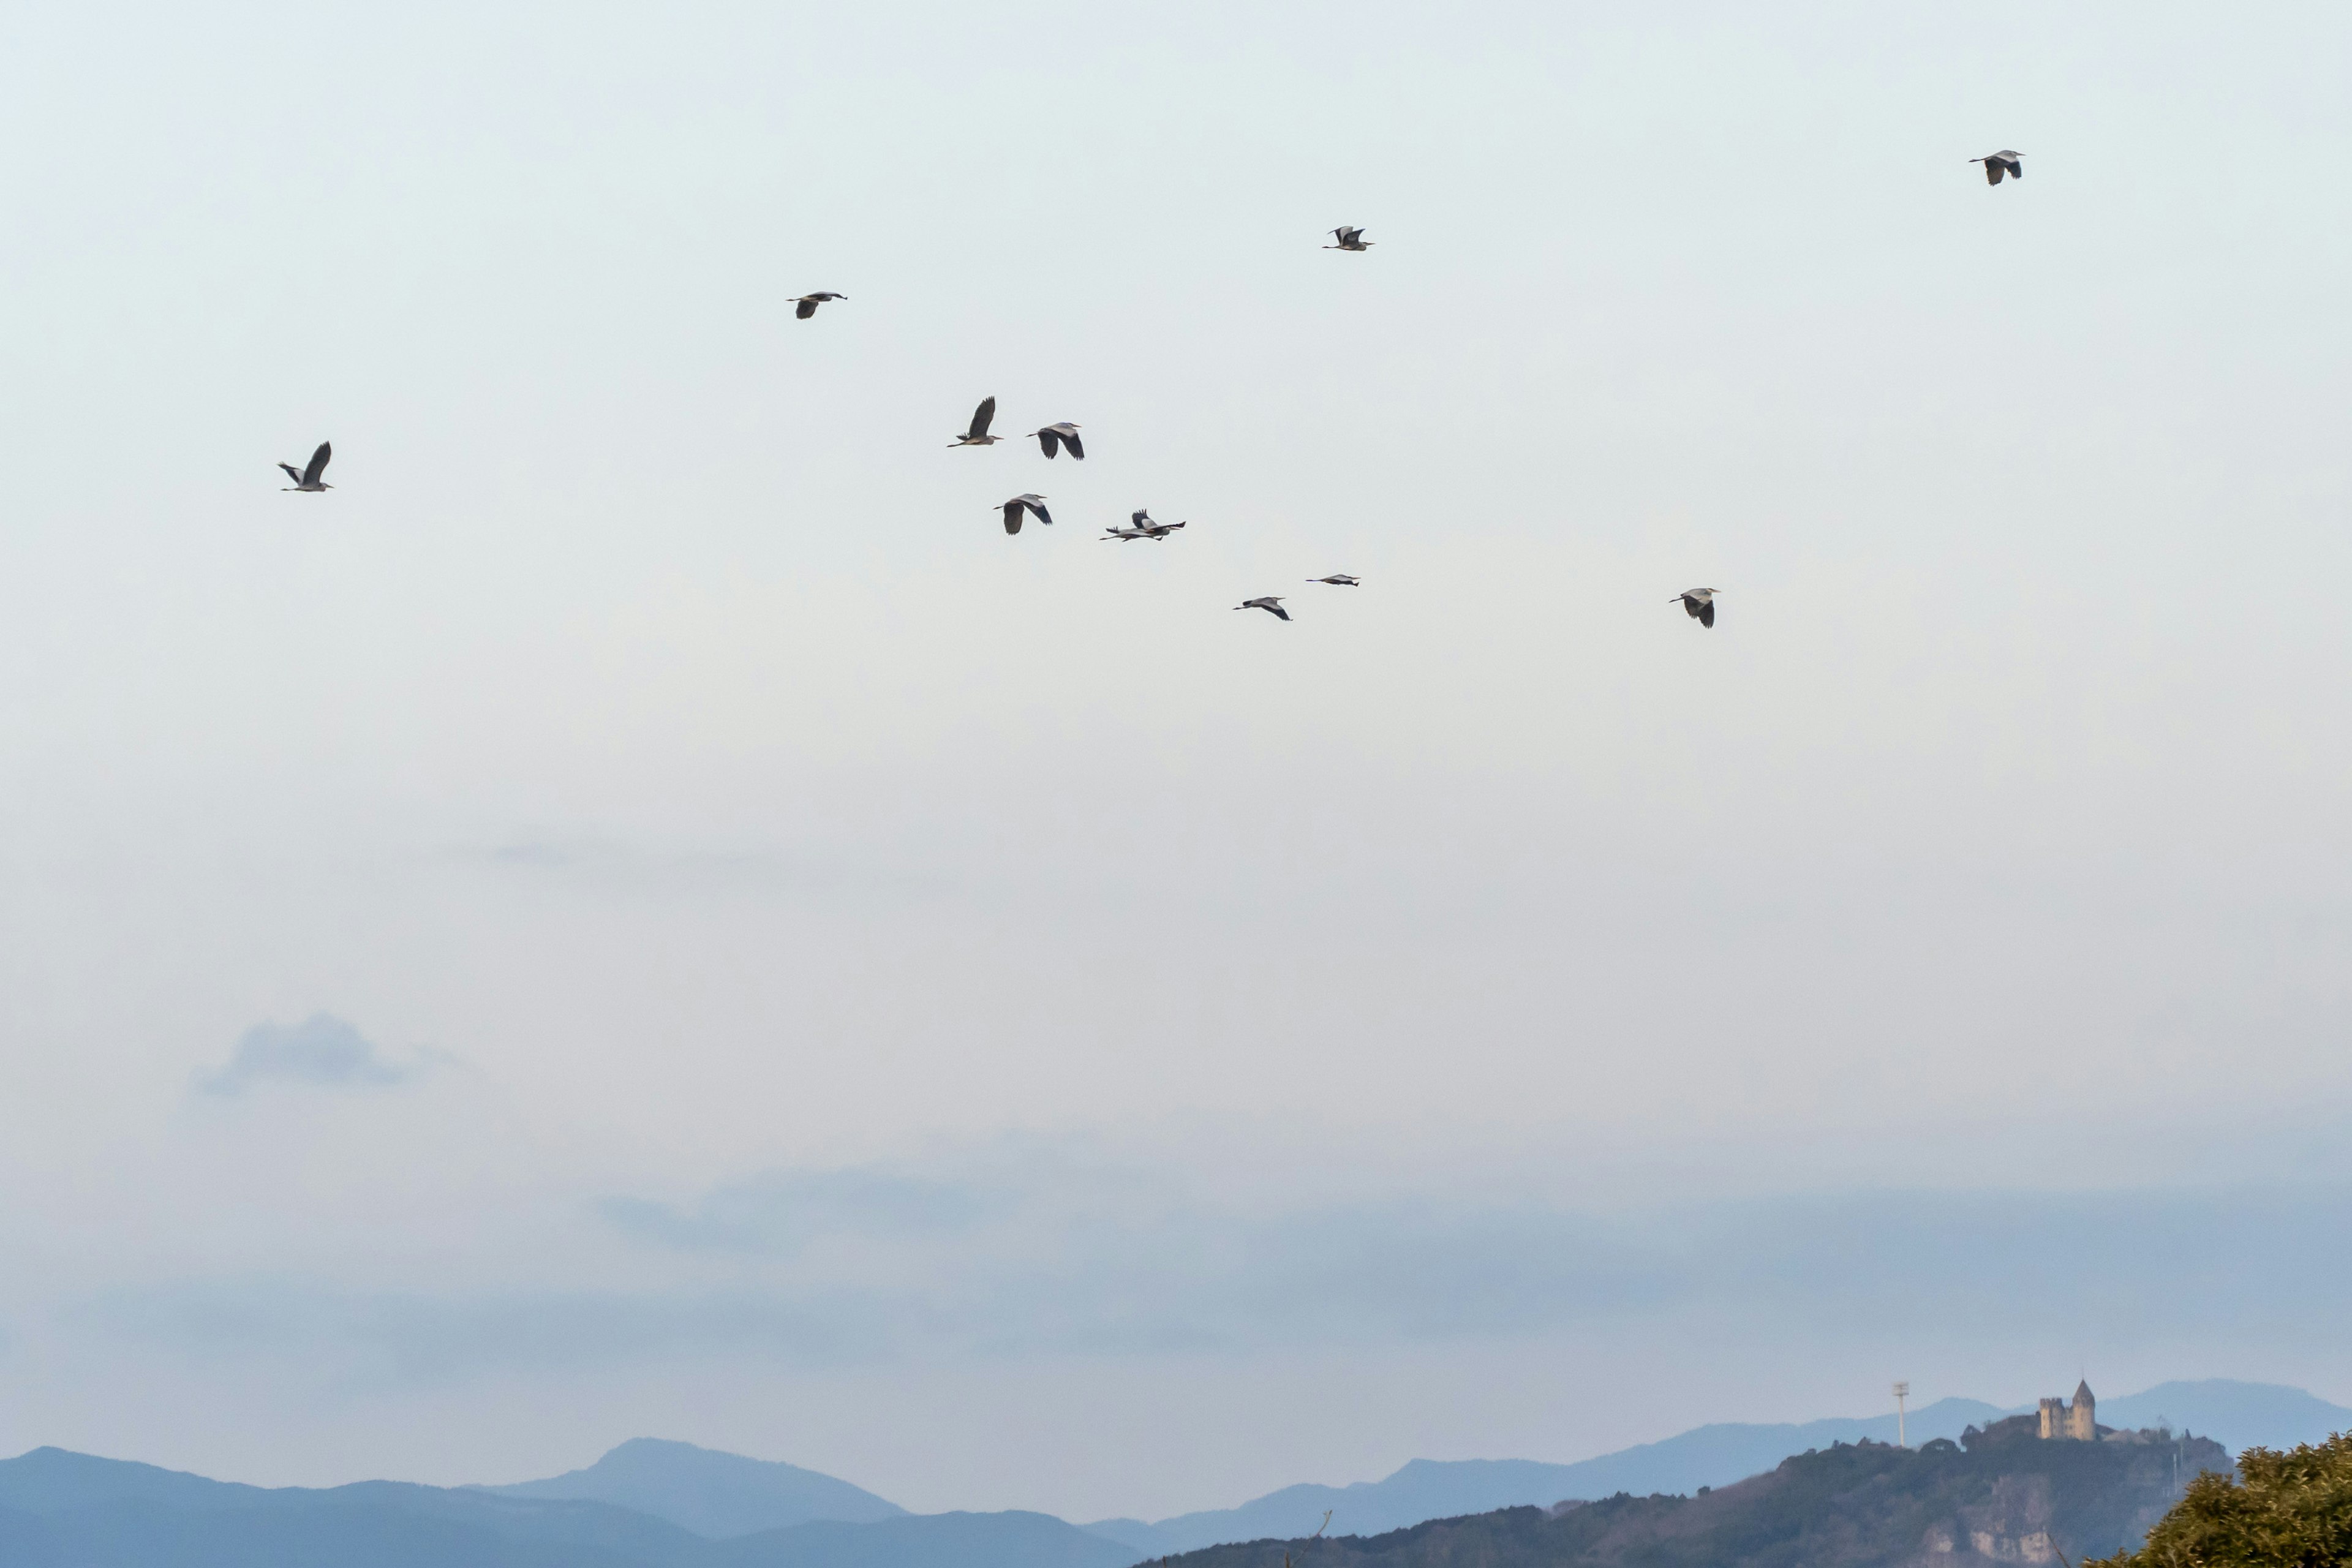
1893;1382;1910;1449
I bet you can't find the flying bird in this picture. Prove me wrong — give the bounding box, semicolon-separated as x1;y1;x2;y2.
277;442;333;491
1029;422;1084;460
1324;226;1373;251
1308;574;1360;586
1103;510;1186;541
1970;151;2024;184
1673;588;1718;628
791;292;846;319
999;494;1052;534
1235;596;1291;620
950;397;1003;447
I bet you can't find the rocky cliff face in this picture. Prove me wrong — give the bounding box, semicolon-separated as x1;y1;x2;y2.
1920;1472;2057;1564
1904;1433;2230;1568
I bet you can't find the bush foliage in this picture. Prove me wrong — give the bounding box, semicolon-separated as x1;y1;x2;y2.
2090;1433;2352;1567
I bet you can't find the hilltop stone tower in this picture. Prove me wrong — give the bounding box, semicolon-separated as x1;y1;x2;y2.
2038;1381;2097;1440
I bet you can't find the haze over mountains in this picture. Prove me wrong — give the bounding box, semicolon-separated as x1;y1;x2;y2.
0;1380;2342;1567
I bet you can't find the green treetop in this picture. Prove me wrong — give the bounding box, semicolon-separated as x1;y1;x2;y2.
2090;1433;2352;1567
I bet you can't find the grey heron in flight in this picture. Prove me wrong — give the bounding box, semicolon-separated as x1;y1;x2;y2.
1235;596;1291;620
999;494;1052;534
1029;422;1084;460
277;442;332;491
1673;588;1717;628
1102;510;1185;541
950;397;1003;447
791;292;846;319
1308;574;1360;586
1324;226;1373;251
1970;151;2024;184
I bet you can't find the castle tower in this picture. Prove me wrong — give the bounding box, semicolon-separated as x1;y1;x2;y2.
2039;1398;2066;1439
2068;1381;2097;1441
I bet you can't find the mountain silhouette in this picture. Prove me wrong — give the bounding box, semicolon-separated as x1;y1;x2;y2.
2;1379;2340;1566
1084;1381;2351;1555
478;1438;906;1537
1155;1424;2236;1568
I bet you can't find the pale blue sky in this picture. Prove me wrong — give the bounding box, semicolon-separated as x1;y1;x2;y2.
1;0;2350;1522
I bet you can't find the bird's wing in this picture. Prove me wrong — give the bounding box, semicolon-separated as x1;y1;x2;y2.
1001;500;1023;535
1062;431;1084;461
1028;499;1053;527
970;396;997;439
304;442;331;483
1684;597;1702;618
1269;603;1291;620
1037;429;1060;458
796;299;818;318
2005;157;2023;179
1700;600;1715;627
278;463;302;482
1985;160;2004;184
1131;510;1150;526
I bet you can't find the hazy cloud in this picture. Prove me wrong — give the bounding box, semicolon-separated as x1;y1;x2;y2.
87;1177;2352;1389
84;1280;914;1381
600;1167;1000;1253
193;1014;430;1097
459;836;949;903
564;1161;2352;1365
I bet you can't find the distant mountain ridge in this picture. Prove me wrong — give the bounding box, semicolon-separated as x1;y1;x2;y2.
2098;1380;2352;1452
1081;1402;2011;1557
0;1446;714;1566
1155;1421;2237;1568
0;1446;1123;1568
2;1378;2341;1566
477;1437;905;1537
1082;1381;2352;1556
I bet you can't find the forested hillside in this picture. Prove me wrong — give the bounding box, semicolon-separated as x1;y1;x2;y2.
1160;1422;2231;1568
